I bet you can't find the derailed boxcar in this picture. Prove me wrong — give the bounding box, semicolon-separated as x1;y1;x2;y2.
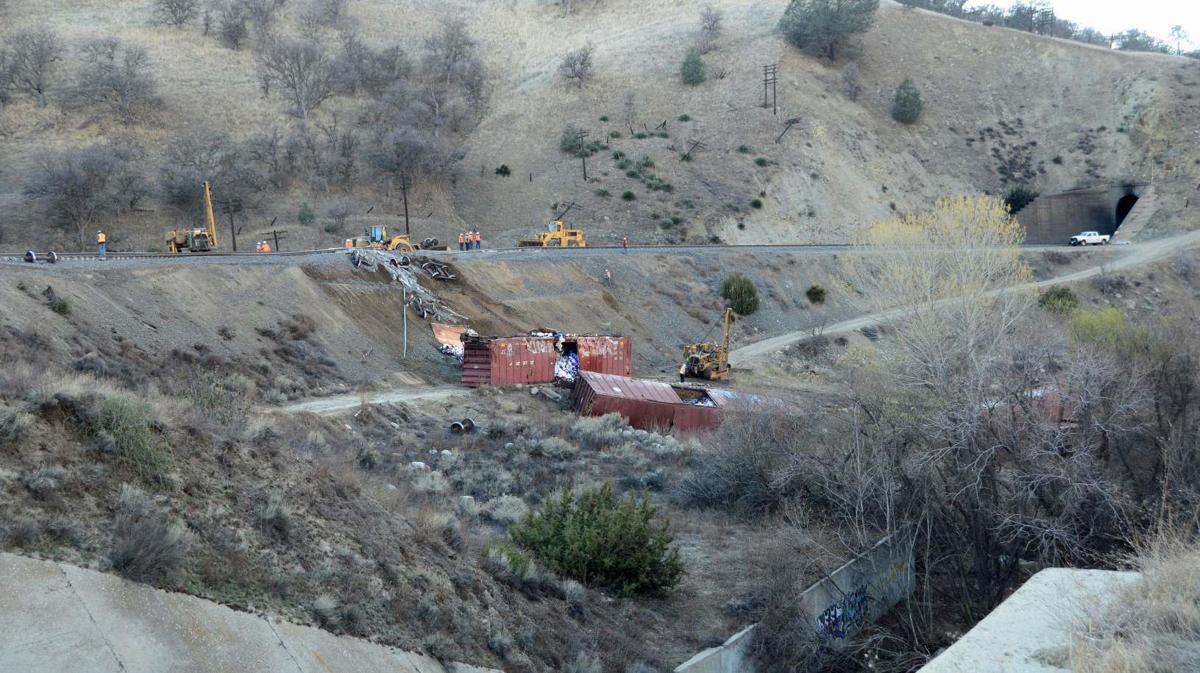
571;372;722;433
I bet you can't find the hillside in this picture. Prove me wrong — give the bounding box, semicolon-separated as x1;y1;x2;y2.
2;0;1199;252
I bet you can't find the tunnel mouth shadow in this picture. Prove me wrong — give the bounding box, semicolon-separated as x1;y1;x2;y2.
1116;193;1140;227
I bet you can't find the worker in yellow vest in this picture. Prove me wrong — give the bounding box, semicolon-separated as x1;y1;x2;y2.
96;230;107;259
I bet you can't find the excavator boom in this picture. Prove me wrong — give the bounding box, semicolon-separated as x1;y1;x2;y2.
203;181;218;249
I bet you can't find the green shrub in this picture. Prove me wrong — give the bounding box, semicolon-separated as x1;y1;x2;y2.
509;484;683;596
297;203;316;226
48;298;71;315
495;164;512;176
681;48;706;85
1038;286;1078;315
1069;308;1147;355
595;188;611;197
721;273;760;315
109;484;190;583
779;0;880;60
755;157;769;167
1004;185;1039;213
599;115;609;122
622;191;636;201
750;198;764;209
678;114;691;122
97;397;172;485
737;145;752;153
891;79;923;123
560;124;589;157
805;284;827;304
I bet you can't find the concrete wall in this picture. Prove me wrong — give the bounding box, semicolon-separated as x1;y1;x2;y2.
673;532;915;673
0;553;499;673
919;568;1139;673
800;530;915;644
1016;184;1145;244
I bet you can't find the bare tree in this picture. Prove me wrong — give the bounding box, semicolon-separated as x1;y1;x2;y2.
558;43;595;89
153;0;200;28
6;27;62;106
258;38;336;119
24;139;147;250
699;5;723;53
419;19;487;133
218;2;249;50
333;30;410;97
160;127;248;208
72;38;162;126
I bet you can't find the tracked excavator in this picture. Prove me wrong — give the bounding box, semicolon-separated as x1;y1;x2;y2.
166;182;219;253
682;307;734;381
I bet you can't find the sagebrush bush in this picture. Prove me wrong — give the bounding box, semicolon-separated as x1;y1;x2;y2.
23;465;65;498
97;396;172;485
721;273;760;315
510;483;683;596
484;495;530;526
1038;286;1079;315
571;413;629;450
109;483;190;583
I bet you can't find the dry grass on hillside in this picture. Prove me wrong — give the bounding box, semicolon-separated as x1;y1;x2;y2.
1071;537;1200;672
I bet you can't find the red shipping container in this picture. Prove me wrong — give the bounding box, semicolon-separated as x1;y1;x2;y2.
461;336;556;387
461;334;632;387
571;372;720;434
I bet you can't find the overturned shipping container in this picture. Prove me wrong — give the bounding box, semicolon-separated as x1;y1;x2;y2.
461;334;632;388
571;372;722;433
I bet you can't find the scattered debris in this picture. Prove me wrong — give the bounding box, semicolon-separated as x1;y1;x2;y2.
349;249;465;323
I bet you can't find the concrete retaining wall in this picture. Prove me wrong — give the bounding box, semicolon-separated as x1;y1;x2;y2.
673;532;914;673
0;553;499;673
1016;184;1146;244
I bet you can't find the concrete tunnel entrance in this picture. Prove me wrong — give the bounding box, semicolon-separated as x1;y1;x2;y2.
1014;183;1146;244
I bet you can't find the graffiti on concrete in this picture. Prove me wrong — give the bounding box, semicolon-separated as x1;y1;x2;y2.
815;585;872;640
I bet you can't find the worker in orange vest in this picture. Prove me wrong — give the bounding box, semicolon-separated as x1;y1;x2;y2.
261;241;272;253
96;230;107;259
622;236;629;254
474;231;482;250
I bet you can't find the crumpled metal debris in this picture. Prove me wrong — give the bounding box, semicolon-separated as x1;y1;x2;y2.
349;249;465;323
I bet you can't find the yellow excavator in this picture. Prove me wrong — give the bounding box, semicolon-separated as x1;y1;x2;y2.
518;220;587;247
683;307;734;381
166;181;219;253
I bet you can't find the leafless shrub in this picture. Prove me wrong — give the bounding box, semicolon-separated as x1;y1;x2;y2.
258;492;292;541
563;653;603;673
675;411;800;515
109;484;191;583
558;43;595;89
153;0;200;28
0;404;35;446
258;38;336;119
571;413;627;450
325;201;351;230
5;27;62;106
217;2;249;50
841;61;863;101
699;6;723;53
2;517;42;548
72;38;162;126
1046;250;1072;265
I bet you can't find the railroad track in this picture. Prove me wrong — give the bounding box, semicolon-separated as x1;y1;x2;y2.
3;241;1073;264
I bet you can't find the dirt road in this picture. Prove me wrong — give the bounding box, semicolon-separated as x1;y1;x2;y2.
279;386;468;415
731;231;1200;364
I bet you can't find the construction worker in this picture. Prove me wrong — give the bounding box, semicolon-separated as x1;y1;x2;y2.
603;268;613;287
679;361;687;383
474;230;482;250
96;230;106;259
458;232;465;251
622;236;629;254
261;240;272;253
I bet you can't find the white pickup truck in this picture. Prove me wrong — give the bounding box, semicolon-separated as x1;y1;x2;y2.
1068;231;1110;246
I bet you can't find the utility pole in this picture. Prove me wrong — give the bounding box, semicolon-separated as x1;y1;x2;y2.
762;64;779;115
573;129;590;180
220;198;243;252
266;228;288;251
681;139;708;161
398;171;413;236
777;117;803;144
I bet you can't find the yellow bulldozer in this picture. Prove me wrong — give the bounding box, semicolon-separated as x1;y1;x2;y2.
344;226;447;253
166;181;219;253
682;307;734;381
518;220;587;247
